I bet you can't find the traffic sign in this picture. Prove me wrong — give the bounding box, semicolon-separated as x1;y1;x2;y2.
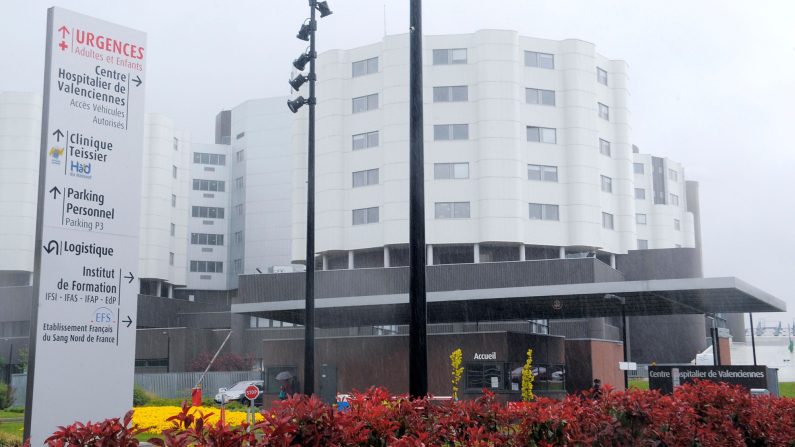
25;7;146;445
245;385;260;401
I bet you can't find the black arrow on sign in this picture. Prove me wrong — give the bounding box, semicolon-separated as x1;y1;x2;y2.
43;240;59;255
49;186;61;199
132;75;142;87
58;26;70;38
52;129;64;142
122;316;133;328
124;272;135;284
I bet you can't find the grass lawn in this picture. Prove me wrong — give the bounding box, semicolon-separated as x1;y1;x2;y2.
628;378;649;390
0;420;23;445
780;382;794;398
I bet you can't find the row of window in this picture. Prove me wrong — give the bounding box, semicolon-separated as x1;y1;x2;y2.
350;204;682;232
351;89;610;120
633;163;680;182
191;206;224;219
189;260;223;273
193;152;226;166
353;50;608;86
191;232;224;246
192;179;225;192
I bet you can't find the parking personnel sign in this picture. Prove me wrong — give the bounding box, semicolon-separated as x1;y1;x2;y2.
25;7;146;445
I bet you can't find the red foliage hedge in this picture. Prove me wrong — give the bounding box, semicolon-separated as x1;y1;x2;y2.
36;380;795;446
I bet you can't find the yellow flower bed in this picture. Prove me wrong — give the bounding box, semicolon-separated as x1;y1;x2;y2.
132;406;263;433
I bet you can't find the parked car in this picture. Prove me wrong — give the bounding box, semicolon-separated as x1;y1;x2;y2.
214;380;263;405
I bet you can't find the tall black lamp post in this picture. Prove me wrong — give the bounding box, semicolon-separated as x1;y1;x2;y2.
287;0;332;396
408;0;428;399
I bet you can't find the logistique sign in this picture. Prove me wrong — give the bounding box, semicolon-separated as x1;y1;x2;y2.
26;8;146;445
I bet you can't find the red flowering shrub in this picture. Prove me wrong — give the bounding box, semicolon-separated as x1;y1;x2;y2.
35;380;795;446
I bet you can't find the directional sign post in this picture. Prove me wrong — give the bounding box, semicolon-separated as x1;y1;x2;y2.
25;7;146;444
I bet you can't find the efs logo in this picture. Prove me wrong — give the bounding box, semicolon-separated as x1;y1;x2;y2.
49;146;64;165
93;307;114;324
70;160;92;178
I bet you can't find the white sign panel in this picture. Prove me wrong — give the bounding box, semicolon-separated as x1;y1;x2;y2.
26;7;146;445
619;361;638;371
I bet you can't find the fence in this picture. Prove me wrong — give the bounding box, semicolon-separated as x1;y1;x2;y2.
134;371;262;399
7;371;262;405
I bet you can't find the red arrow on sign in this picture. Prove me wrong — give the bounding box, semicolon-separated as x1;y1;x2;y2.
58;25;70;38
244;385;260;401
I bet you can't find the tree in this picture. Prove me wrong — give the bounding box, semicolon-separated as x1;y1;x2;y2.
521;348;535;402
449;348;463;400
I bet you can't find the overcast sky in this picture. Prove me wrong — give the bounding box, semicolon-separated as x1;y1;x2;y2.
3;0;795;325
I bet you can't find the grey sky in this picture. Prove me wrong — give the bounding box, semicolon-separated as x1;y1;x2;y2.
3;0;794;324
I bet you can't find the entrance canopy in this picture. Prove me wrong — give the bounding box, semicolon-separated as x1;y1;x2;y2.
233;258;786;328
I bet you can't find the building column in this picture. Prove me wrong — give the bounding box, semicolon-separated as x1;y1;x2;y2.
427;244;434;266
156;281;162;297
559;246;566;259
519;244;526;261
610;254;616;269
383;246;390;268
322;254;328;271
473;243;480;263
348;250;354;269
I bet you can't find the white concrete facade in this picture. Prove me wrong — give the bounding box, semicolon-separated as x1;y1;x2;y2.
228;97;294;282
289;30;695;265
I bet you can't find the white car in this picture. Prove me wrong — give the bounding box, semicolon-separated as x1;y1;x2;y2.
214;380;263;404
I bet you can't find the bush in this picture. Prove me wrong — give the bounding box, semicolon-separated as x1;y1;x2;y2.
0;383;13;409
37;380;795;446
0;431;23;447
132;385;151;407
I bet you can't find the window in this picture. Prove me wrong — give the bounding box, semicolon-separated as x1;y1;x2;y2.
433;48;467;65
169;252;174;266
190;233;224;245
352;168;379;187
191;206;225;219
171;194;176;207
670;193;680;206
352;131;379;150
173;138;179;150
352;93;379;113
527;164;558;182
527;126;557;144
637;239;649;250
674;218;681;231
235;177;244;191
528;203;559;221
234;231;243;245
235;203;244;216
525;51;554;69
236;150;245;162
434;163;469;180
352;207;379;225
233;258;243;274
465;362;504;390
170;223;175;236
633;163;645;174
597;67;608;85
193;152;226;165
598;103;610;120
189;260;223;273
192;179;226;192
433;86;468;102
636;213;647;225
602;212;614;230
599;139;611;157
600;175;612;193
634;188;646;200
172;165;177;178
434;202;470;219
434;124;469;141
352;57;378;77
526;88;555;106
669;169;678;181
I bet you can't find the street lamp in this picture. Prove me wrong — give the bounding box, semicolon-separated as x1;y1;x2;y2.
605;294;629;390
287;0;332;397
